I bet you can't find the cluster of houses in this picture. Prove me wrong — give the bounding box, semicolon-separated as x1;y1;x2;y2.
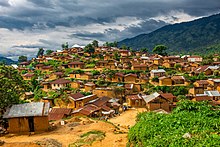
3;45;220;133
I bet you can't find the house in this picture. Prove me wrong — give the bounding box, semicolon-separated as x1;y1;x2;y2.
3;102;50;133
41;82;51;92
150;69;166;78
194;65;213;75
204;90;220;101
68;93;97;109
22;73;35;80
41;66;53;73
93;88;114;98
163;56;181;63
112;73;124;83
153;58;163;65
189;87;204;96
148;64;158;70
35;64;44;70
208;79;220;89
48;108;72;121
159;76;172;86
84;82;96;92
192;94;212;102
50;78;71;90
187;55;203;62
72;104;101;117
131;64;147;71
124;74;138;83
68;61;85;69
49;72;64;80
126;94;146;107
142;92;173;112
171;75;185;85
194;80;209;89
79;72;93;80
162;61;175;68
120;50;129;57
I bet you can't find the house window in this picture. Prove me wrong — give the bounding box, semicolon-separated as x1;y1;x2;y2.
58;84;60;87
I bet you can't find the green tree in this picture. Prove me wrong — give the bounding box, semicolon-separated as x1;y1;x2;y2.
153;45;168;56
92;40;99;48
45;49;54;55
140;47;148;53
84;44;95;55
18;55;27;62
37;48;44;57
61;42;69;50
0;65;27;112
114;52;120;61
122;44;128;50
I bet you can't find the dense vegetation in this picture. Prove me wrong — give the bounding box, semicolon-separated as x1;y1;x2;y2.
119;13;220;54
0;65;27;113
128;100;220;147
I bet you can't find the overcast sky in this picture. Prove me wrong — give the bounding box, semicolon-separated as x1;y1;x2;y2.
0;0;220;60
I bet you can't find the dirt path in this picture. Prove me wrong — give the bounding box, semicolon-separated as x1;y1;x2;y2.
1;108;146;147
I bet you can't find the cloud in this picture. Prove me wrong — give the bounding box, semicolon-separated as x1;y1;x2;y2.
0;0;219;60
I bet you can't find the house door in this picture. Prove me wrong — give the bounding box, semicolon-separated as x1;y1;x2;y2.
28;117;35;132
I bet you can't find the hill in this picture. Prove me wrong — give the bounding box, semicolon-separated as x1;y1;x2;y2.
119;13;220;54
0;56;17;65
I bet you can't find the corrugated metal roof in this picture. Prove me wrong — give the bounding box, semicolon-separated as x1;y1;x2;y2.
142;92;160;103
3;102;50;118
205;91;220;97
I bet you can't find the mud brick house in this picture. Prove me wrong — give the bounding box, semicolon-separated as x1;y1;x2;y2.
142;92;174;112
189;87;204;96
208;79;220;89
22;73;35;80
194;80;210;89
150;69;166;78
171;75;185;85
93;88;114;98
68;61;85;69
112;73;124;83
193;65;213;76
68;93;97;109
84;82;96;92
35;64;44;70
50;78;71;90
3;102;50;133
131;64;147;71
48;108;72;121
159;76;172;86
187;55;203;62
49;72;64;80
124;74;138;83
204;90;220;101
126;94;146;107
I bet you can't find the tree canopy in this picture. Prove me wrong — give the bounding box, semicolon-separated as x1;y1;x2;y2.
84;44;95;55
92;40;99;48
37;48;44;57
0;65;27;112
18;55;27;62
153;45;168;56
45;49;54;55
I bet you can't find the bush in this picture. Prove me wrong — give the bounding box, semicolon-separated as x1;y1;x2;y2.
128;101;220;147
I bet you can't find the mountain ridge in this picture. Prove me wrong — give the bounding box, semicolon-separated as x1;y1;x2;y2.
119;13;220;54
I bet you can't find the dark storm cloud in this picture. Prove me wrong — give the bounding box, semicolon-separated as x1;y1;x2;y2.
1;0;219;30
0;1;10;7
0;0;220;59
70;32;106;41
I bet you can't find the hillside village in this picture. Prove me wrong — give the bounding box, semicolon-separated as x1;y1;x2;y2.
1;42;220;146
